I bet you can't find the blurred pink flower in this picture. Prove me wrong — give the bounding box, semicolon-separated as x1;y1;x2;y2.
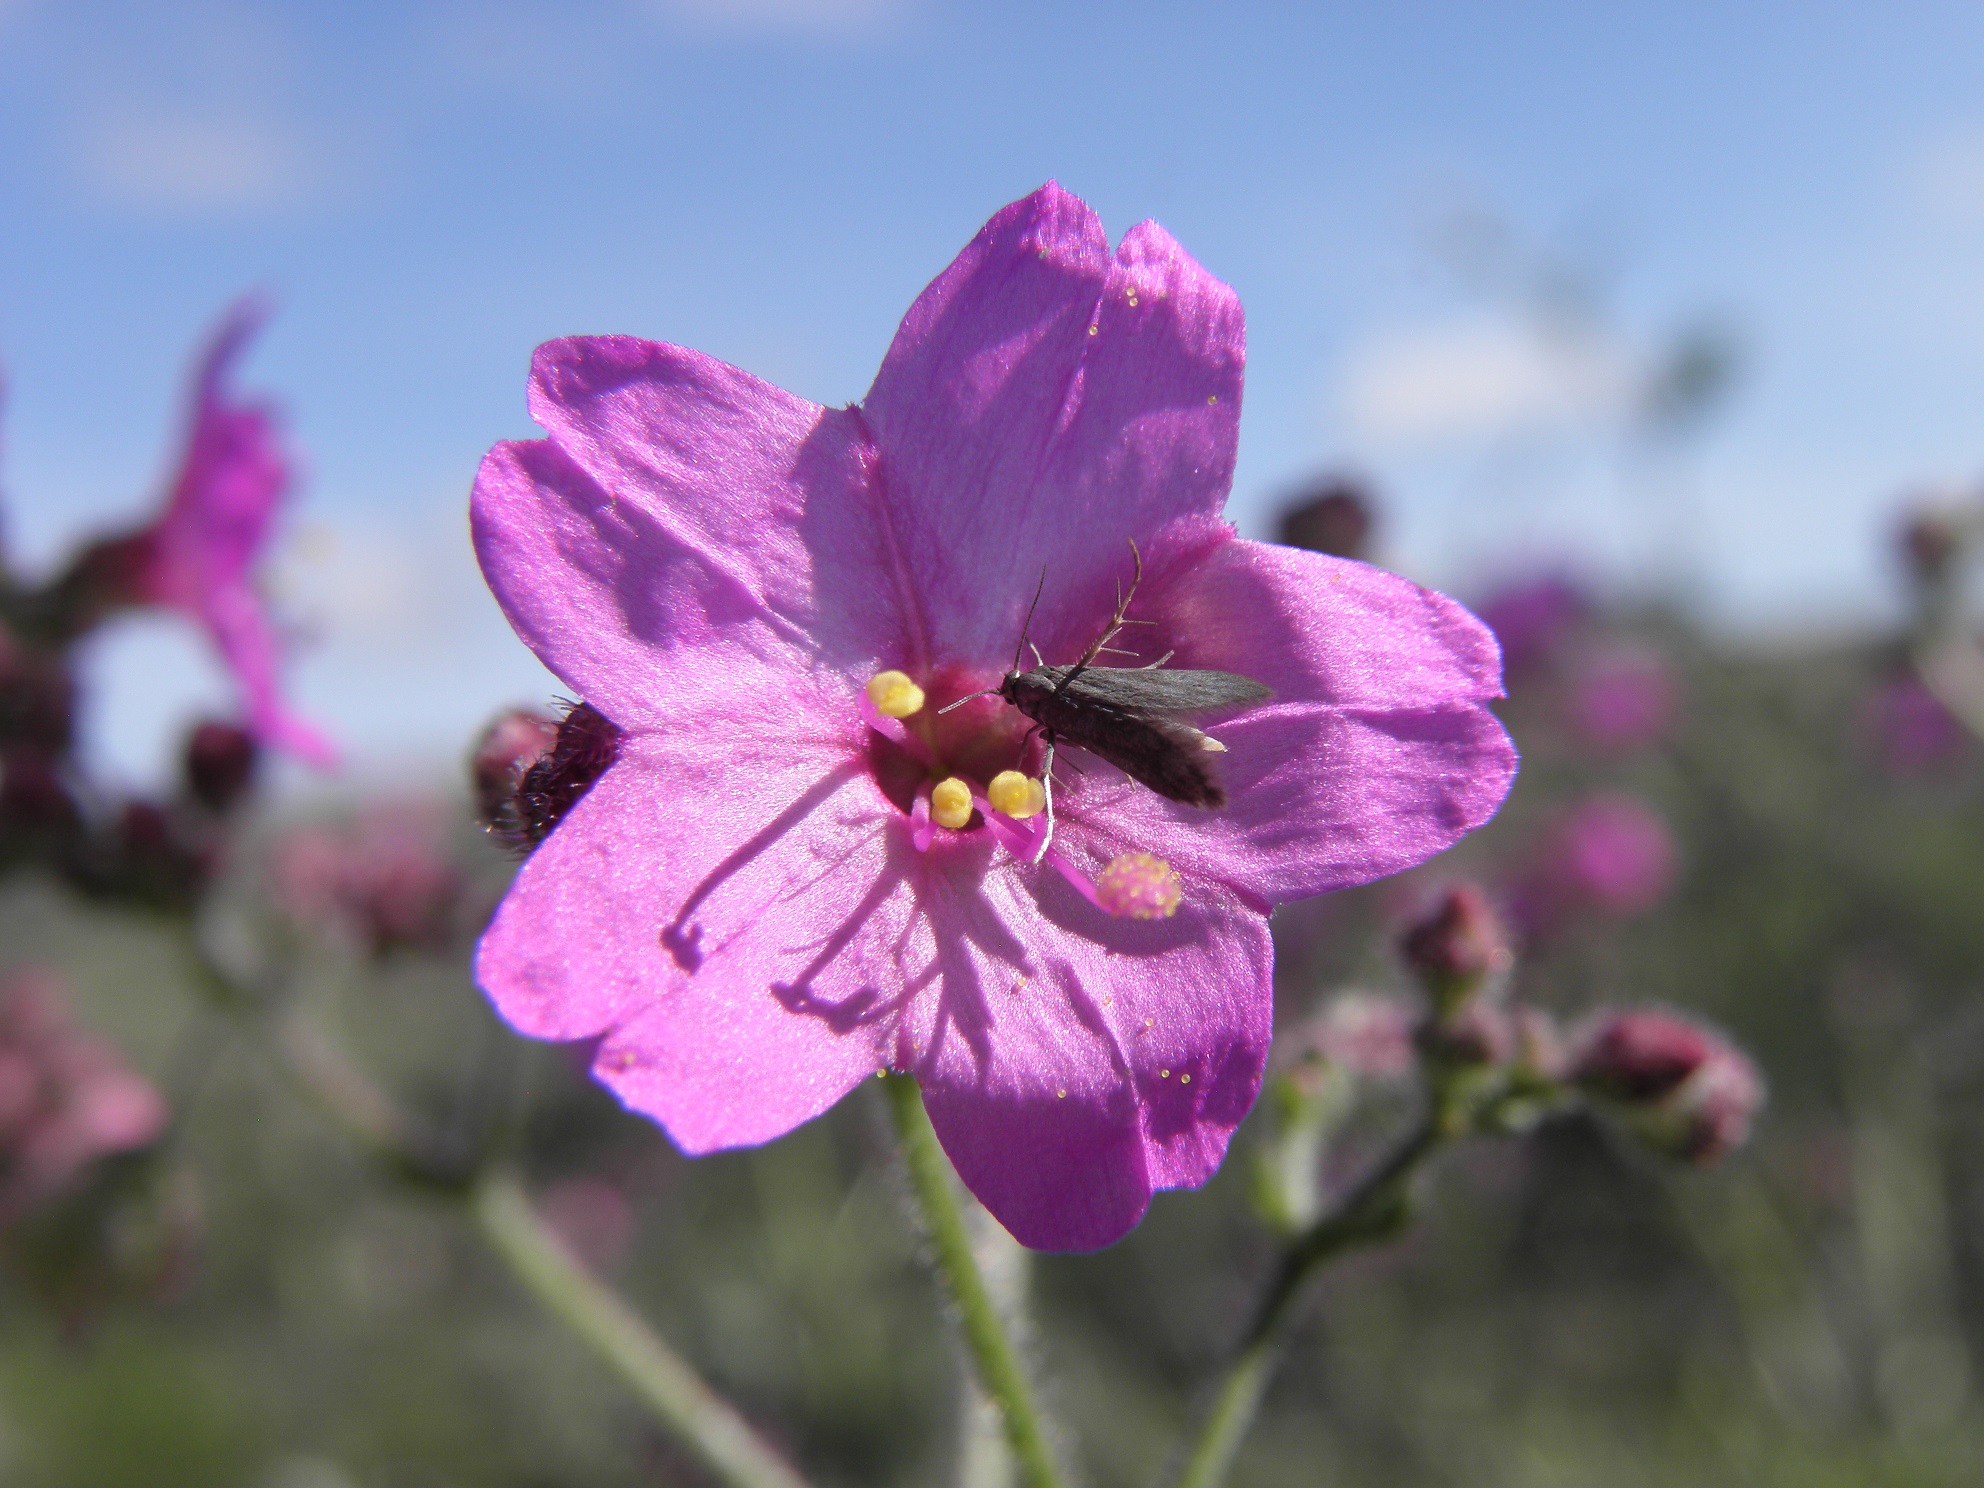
1474;575;1588;676
0;969;167;1227
1516;793;1679;934
470;183;1517;1250
1862;671;1968;777
1568;645;1680;753
275;807;465;956
1568;1006;1763;1164
113;302;335;767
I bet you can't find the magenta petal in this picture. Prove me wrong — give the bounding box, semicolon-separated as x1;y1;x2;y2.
476;736;911;1152
201;586;338;768
861;183;1244;671
909;862;1271;1251
510;337;910;679
150;297;287;596
1085;539;1517;903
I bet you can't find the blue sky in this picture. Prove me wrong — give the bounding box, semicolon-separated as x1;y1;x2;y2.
2;1;1982;785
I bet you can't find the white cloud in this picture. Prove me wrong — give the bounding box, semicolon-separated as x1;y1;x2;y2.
78;110;313;214
1339;315;1631;446
1908;127;1984;225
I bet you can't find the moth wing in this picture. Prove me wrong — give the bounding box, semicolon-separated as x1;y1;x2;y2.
1045;665;1272;715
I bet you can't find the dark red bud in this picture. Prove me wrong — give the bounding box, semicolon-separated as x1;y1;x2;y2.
1400;885;1511;1011
0;642;76;756
471;709;558;838
1277;477;1375;561
1569;1008;1764;1165
1418;999;1517;1067
481;701;622;851
182;722;259;813
1900;510;1963;586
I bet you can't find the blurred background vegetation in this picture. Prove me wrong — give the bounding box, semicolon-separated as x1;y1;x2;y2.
4;483;1981;1487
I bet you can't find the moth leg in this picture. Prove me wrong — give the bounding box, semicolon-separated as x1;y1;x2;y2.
1033;736;1057;864
1139;650;1176;669
1055;539;1151;697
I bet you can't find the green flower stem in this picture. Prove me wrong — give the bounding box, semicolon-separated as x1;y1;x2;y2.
180;937;815;1488
472;1171;815;1488
1171;1116;1441;1488
881;1073;1067;1488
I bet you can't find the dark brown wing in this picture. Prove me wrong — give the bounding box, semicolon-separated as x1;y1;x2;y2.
1035;666;1272;714
1006;673;1229;807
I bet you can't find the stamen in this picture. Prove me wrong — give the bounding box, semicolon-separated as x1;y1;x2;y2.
1095;853;1182;920
866;670;926;718
987;770;1046;819
931;776;973;830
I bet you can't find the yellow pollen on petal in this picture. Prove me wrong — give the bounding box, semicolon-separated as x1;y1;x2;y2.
1096;852;1183;919
866;670;926;718
987;770;1046;818
931;776;974;829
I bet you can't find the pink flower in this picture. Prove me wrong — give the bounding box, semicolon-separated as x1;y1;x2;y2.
1474;575;1588;677
1861;671;1968;777
0;969;168;1227
1514;792;1679;935
1567;644;1680;753
470;185;1517;1250
116;302;335;767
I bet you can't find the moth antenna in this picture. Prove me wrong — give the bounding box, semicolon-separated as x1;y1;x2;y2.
1013;567;1048;676
936;688;999;715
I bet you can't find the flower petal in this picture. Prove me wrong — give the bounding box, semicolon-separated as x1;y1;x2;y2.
907;859;1272;1251
506;336;910;685
1070;538;1517;904
153;297;286;596
200;584;339;768
861;183;1244;673
476;733;914;1152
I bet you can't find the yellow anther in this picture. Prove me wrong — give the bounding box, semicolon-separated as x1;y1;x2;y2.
987;770;1046;818
1096;852;1183;920
866;670;925;718
931;777;973;829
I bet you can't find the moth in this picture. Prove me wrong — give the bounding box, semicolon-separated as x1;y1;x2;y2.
946;541;1272;859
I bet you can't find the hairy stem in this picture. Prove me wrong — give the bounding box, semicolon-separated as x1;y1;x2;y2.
881;1074;1066;1488
473;1171;814;1488
1170;1116;1441;1488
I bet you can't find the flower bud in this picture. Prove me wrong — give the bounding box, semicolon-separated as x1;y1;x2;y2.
1417;998;1517;1067
1399;885;1511;1014
182;721;259;813
1569;1007;1763;1164
478;701;622;851
0;636;75;756
1277;477;1374;560
471;709;558;840
1900;508;1964;587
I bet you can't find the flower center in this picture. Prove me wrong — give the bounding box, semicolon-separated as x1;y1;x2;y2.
862;668;1180;920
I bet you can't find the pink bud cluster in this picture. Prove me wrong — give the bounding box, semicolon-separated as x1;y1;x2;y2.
0;970;167;1228
274;809;467;957
1567;1008;1764;1164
